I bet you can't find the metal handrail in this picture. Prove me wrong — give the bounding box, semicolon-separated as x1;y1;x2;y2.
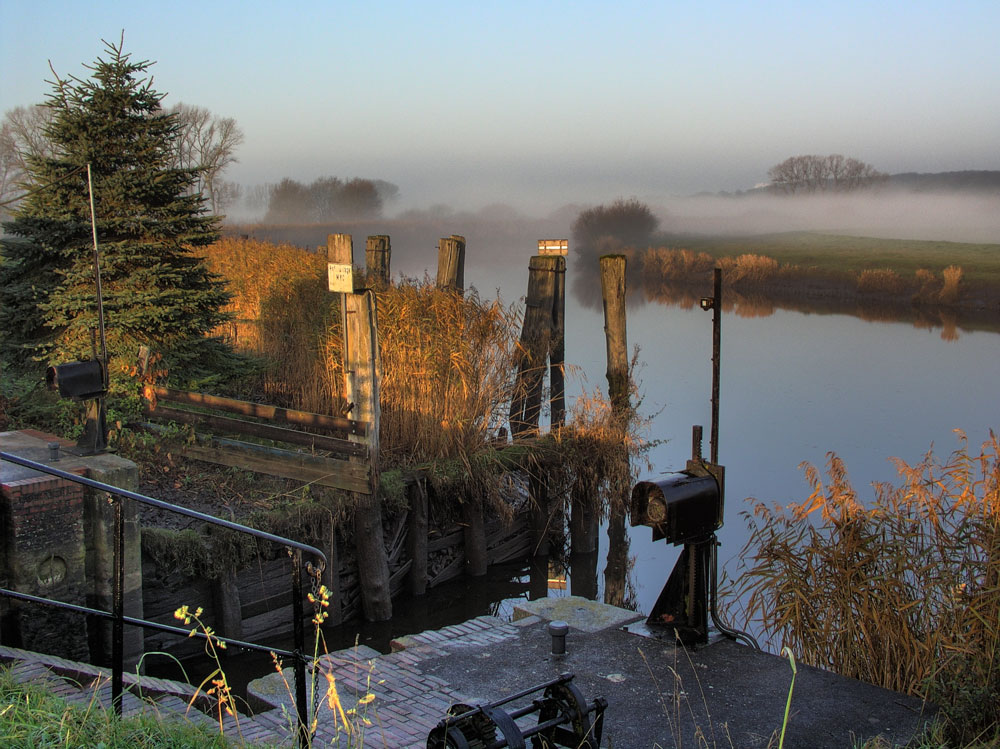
0;450;326;747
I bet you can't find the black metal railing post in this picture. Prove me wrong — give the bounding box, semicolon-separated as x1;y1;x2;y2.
112;494;124;715
291;548;309;747
0;450;327;739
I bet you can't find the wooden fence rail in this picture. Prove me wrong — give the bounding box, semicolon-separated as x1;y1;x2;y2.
142;386;374;495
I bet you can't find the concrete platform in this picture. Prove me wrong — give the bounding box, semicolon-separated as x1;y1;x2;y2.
245;601;934;748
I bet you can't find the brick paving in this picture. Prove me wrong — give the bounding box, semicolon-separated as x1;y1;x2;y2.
1;615;529;748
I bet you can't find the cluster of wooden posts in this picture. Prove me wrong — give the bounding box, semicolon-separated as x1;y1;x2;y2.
141;234;631;641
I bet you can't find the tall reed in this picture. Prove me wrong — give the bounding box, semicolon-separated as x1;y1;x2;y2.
939;265;963;304
857;268;907;295
728;432;1000;744
199;238;526;466
376;279;523;464
718;253;781;284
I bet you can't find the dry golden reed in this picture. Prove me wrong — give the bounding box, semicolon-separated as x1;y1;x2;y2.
199;238;526;465
375;279;523;464
198;237;339;410
939;264;963;304
718;253;781;284
640;247;716;281
857;268;907;295
728;432;1000;743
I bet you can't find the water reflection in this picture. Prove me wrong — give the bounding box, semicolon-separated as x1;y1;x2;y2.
570;258;1000;341
603;511;638;610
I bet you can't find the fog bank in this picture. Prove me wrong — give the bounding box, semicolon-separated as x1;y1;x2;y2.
652;191;1000;244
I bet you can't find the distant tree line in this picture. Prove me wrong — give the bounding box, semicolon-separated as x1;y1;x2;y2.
262;176;399;223
767;154;886;194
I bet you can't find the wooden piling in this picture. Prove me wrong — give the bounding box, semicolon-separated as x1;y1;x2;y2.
600;254;629;413
328;234;392;621
365;235;391;285
529;472;552;557
509;255;561;438
346;289;391;620
603;511;629;608
212;566;243;653
320;516;343;625
406;476;429;596
550;255;567;430
529;556;550;600
570;486;599;555
462;499;488;577
436;235;466;292
569;550;599;599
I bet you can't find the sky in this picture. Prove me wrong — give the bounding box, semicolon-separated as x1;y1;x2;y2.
2;0;999;213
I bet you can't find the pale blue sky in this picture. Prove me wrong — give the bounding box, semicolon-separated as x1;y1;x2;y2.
2;0;998;211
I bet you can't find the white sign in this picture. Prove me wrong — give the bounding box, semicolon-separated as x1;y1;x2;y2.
538;239;569;256
328;263;354;293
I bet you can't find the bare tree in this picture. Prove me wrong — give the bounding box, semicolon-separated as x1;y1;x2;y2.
168;102;244;213
2;102;244;216
768;154;886;194
0;105;55;214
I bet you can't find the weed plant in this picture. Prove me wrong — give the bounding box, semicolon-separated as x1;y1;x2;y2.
727;431;1000;745
0;663;234;748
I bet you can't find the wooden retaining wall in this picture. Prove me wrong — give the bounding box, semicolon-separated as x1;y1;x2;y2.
140;487;534;658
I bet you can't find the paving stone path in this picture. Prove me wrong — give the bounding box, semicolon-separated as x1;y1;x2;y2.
1;615;526;748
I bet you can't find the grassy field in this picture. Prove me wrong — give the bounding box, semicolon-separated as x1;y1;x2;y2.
659;231;1000;285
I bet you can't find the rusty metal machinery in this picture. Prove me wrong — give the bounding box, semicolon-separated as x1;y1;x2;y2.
631;426;758;649
426;672;606;749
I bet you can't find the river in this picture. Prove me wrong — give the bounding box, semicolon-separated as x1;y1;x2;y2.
467;254;1000;621
154;240;1000;692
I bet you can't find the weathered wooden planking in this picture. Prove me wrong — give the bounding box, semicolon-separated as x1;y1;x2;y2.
177;439;371;495
427;528;465;553
144;404;367;459
152;386;366;437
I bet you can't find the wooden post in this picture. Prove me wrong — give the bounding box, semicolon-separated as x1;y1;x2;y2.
570;482;599;555
406;476;428;596
365;235;391;285
550;255;567;430
570;550;598;600
346;289;391;620
320;516;342;625
529;555;549;601
212;566;243;653
509;255;560;438
538;240;568;430
529;472;552;557
600;254;629;413
462;499;488;577
603;510;629;608
328;234;392;621
436;235;466;292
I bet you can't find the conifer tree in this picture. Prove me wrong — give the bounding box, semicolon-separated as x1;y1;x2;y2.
0;38;233;384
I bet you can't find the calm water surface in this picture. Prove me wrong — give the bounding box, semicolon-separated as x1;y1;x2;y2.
159;256;1000;691
482;258;1000;617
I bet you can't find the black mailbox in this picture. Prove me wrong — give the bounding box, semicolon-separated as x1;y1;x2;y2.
630;471;722;545
46;360;106;401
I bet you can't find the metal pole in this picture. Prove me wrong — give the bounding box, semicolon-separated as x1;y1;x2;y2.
112;496;124;716
291;549;309;748
86;163;108;382
710;267;722;465
86;163;109;452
